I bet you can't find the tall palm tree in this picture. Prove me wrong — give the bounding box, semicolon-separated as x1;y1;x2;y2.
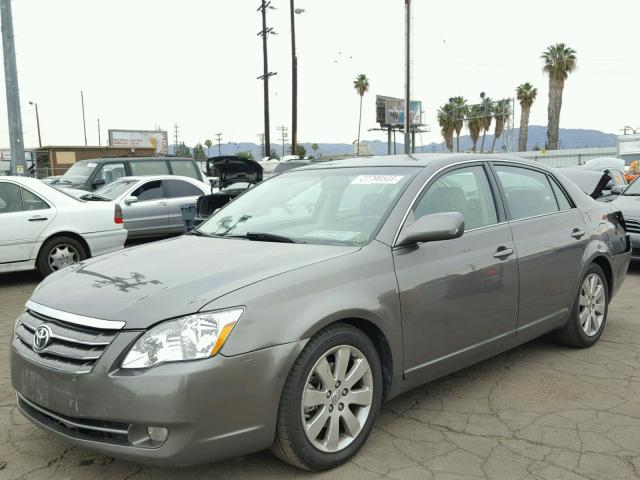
449;96;468;152
466;105;483;152
479;92;493;152
204;139;213;156
353;74;370;157
542;43;577;150
516;82;538;151
437;103;455;152
311;143;319;158
491;99;511;153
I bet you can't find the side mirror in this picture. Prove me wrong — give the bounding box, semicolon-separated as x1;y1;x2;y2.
396;212;465;247
124;196;138;205
92;178;106;189
610;185;626;195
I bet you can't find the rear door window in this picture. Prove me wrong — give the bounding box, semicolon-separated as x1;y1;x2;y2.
494;165;561;220
132;180;164;201
0;182;23;213
129;160;170;176
169;160;199;180
164;179;203;198
21;188;50;211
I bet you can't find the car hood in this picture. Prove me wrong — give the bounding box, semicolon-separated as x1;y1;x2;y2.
30;235;359;329
612;195;640;220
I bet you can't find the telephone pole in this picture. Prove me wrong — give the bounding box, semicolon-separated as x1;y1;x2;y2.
257;133;265;159
403;0;411;155
97;118;101;146
81;90;87;146
173;123;179;154
290;0;297;157
258;1;276;160
1;0;26;175
277;125;288;158
215;132;223;156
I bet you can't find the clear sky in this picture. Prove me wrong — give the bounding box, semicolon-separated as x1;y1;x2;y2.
1;0;639;149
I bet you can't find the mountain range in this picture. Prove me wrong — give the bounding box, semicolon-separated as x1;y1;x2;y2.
172;125;618;159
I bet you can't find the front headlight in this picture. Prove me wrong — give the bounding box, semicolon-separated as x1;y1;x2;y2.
121;308;244;369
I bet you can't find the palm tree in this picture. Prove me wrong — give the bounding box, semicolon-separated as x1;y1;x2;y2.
516;83;538;151
449;96;468;152
437;103;455;152
491;99;511;153
311;143;319;158
479;92;493;152
466;105;483;152
542;43;577;150
204;139;213;156
353;74;370;157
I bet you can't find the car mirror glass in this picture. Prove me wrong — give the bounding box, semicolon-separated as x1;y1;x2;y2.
397;212;464;247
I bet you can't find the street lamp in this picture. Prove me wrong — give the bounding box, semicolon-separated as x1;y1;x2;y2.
28;101;42;147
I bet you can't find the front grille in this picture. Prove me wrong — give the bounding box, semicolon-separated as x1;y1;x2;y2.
626;219;640;234
17;393;129;446
13;309;118;374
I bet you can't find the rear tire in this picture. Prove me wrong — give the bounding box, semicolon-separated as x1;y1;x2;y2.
36;236;87;277
558;264;608;347
272;323;383;471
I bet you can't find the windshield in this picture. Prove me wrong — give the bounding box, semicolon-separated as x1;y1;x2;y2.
56;162;97;186
94;179;138;200
198;167;418;245
623;177;640;196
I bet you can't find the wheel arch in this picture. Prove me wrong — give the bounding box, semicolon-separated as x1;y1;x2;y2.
36;231;92;260
591;255;613;297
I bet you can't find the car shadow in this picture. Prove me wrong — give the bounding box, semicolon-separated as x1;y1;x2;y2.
0;269;41;287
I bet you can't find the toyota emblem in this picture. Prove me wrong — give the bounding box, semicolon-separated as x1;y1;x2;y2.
33;325;52;352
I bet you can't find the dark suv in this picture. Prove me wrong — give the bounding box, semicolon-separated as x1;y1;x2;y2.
50;157;205;192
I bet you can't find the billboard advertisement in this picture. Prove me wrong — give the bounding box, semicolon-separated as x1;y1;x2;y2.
376;96;422;127
108;129;168;155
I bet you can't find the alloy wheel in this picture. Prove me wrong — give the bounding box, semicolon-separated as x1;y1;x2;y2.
48;244;80;271
301;345;374;453
579;273;606;337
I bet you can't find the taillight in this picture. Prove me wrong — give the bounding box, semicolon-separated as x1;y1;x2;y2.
114;204;124;224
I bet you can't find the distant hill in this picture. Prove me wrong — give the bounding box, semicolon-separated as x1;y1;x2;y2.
171;126;617;158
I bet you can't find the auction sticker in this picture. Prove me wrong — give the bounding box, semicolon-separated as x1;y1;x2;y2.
351;175;404;185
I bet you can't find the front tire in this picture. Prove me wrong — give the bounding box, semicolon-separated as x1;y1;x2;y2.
558;264;609;347
272;323;383;471
36;236;87;277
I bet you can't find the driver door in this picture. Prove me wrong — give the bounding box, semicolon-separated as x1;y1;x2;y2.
123;180;169;236
393;164;519;382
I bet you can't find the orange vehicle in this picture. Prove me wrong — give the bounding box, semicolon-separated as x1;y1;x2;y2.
624;160;639;182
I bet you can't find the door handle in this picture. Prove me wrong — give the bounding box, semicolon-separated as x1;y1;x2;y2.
28;216;48;222
571;228;586;239
493;247;514;259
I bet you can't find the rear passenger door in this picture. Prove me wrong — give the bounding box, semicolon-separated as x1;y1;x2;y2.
394;163;519;381
490;163;588;340
163;179;205;231
124;180;169;236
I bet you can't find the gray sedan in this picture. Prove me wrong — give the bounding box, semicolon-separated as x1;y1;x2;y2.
85;175;211;238
10;155;631;471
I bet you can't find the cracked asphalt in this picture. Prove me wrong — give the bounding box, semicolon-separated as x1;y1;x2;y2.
1;264;639;480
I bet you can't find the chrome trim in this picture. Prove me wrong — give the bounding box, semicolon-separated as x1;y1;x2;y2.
507;208;579;224
20;317;112;346
25;300;126;330
17;393;129;436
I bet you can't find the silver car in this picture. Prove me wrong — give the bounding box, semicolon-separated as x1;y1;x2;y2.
10;155;631;470
85;175;212;238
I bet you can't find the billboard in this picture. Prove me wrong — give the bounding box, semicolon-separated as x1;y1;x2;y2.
376;96;422;127
108;129;168;155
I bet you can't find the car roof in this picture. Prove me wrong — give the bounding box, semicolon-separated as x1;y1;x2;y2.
108;175;204;183
74;157;193;164
297;153;542;170
0;175;46;186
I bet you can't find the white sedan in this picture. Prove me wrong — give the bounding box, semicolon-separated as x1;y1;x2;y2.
0;176;127;276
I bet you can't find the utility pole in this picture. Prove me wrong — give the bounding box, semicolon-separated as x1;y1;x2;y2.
81;90;87;146
258;1;276;162
97;118;101;146
290;0;297;157
215;132;223;156
277;125;288;158
28;101;41;147
1;0;26;175
257;133;265;159
403;0;411;155
173;123;179;154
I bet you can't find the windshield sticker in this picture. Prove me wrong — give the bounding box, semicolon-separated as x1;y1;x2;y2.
351;175;404;185
304;230;363;241
86;162;97;168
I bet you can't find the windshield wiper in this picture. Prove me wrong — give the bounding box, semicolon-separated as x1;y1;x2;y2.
81;193;109;201
187;229;207;236
622;193;640;196
223;232;300;243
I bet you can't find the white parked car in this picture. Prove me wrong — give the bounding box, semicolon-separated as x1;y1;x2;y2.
83;175;213;238
0;176;127;276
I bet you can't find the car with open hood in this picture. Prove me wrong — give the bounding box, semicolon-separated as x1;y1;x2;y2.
11;154;631;470
611;176;640;259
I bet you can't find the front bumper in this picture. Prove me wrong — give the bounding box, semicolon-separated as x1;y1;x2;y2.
630;232;640;259
11;334;306;466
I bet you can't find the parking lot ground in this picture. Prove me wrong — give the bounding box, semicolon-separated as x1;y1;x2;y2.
1;265;639;480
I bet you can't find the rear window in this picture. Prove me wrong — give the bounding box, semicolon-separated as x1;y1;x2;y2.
169;160;199;180
129;160;170;176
